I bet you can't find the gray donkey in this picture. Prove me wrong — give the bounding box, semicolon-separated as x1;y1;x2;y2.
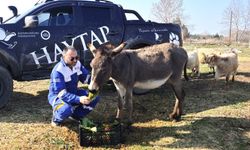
88;42;188;124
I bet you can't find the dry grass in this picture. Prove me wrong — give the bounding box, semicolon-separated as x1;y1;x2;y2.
0;44;250;150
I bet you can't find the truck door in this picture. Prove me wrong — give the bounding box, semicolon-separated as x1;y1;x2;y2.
76;2;124;69
20;3;78;79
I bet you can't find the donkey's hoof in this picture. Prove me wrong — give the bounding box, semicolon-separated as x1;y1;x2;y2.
121;121;134;132
173;115;181;122
169;113;176;120
169;114;181;122
124;120;133;127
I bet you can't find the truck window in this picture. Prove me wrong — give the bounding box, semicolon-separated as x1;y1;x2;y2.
37;6;73;26
81;6;112;25
124;9;144;22
125;13;140;21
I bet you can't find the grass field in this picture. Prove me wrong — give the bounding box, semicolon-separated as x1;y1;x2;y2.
0;43;250;150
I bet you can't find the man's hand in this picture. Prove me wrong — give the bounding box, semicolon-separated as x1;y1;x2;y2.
81;84;89;90
80;96;91;105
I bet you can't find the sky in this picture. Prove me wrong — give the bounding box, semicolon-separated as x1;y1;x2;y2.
0;0;246;35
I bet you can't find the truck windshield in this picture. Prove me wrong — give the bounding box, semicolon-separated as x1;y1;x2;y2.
4;4;41;24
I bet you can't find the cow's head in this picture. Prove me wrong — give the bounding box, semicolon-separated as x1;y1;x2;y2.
87;42;126;91
205;54;218;66
200;53;216;66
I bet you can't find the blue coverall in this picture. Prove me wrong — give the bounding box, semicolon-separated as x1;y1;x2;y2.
48;58;100;124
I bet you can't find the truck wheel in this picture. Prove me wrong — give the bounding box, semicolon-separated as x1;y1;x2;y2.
0;66;13;108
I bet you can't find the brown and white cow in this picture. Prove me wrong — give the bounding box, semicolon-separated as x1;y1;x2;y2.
88;42;188;124
205;49;240;82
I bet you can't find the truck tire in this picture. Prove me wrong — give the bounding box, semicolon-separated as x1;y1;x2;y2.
0;66;13;108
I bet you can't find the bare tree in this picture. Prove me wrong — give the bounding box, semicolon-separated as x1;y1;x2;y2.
173;17;189;40
151;0;183;23
241;0;250;42
151;0;188;41
223;0;250;42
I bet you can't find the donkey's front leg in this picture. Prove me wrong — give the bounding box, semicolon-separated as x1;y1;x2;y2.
124;88;133;124
113;81;126;120
116;95;123;120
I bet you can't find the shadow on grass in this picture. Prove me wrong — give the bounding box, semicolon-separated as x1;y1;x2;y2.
0;90;52;123
124;117;250;149
237;72;250;77
126;76;250;123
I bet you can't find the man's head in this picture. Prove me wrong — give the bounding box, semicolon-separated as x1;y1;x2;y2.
62;46;78;68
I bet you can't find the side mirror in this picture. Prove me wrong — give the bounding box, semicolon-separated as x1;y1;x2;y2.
24;15;38;28
8;6;18;17
0;17;3;24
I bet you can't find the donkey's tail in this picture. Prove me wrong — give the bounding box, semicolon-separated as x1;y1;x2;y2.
184;60;189;81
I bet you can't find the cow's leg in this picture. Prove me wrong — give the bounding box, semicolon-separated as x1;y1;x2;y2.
232;75;235;82
214;68;220;80
211;67;215;76
232;71;237;82
226;74;230;83
197;65;200;77
112;81;126;120
169;80;185;121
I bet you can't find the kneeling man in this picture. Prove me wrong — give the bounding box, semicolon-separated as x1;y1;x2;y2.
48;46;99;126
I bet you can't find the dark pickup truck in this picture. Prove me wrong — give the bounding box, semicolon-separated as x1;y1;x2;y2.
0;0;182;108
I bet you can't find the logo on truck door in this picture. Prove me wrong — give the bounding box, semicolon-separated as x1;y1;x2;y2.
169;32;180;46
41;30;50;40
0;28;17;49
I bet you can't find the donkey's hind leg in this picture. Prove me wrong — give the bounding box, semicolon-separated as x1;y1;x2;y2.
169;80;185;121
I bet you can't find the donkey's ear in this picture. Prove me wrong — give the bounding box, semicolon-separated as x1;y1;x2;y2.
87;43;97;56
111;42;127;56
